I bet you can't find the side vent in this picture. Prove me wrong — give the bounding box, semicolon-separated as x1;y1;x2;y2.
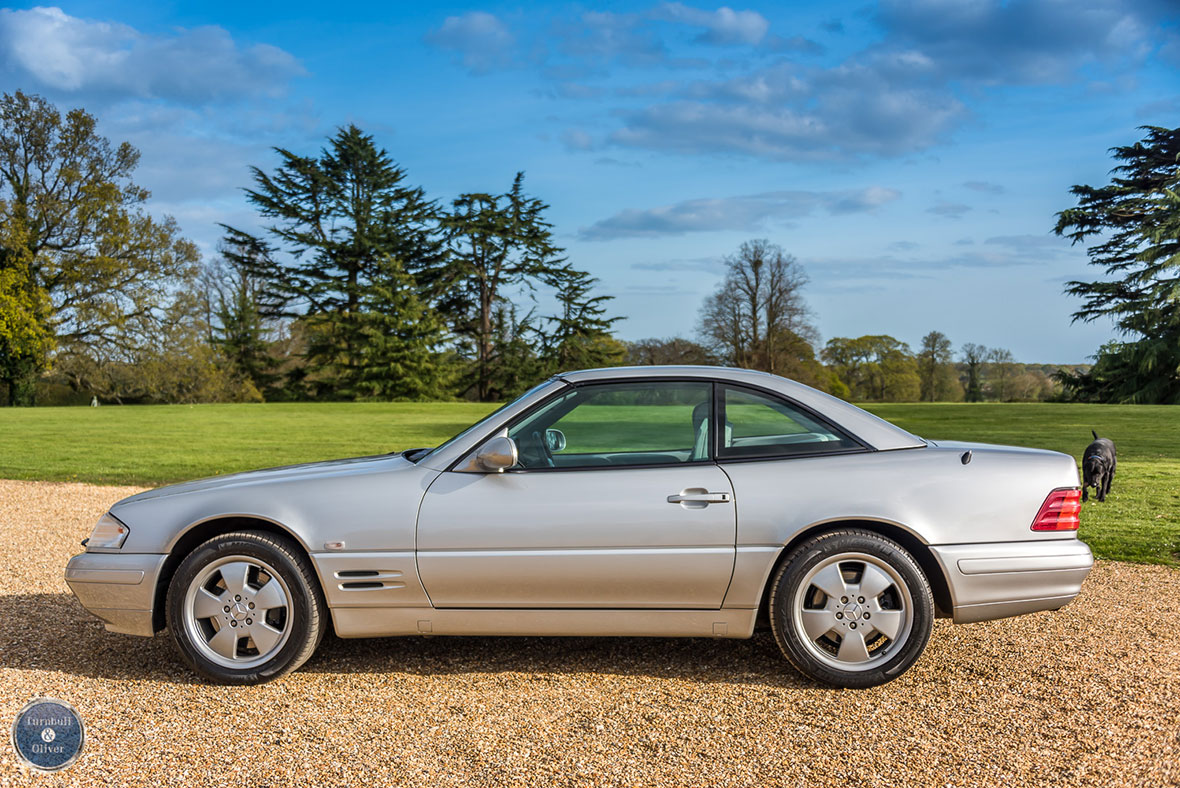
333;569;406;591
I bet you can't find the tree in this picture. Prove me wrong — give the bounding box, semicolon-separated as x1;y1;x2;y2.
960;343;989;402
627;337;717;366
346;256;454;400
1053;125;1180;403
223;124;449;400
539;267;624;374
0;248;52;405
822;335;919;401
698;239;837;391
201;242;282;398
700;239;817;376
0;90;198;405
916;331;959;401
431;173;573;400
483;303;547;400
54;289;259;404
987;347;1017;401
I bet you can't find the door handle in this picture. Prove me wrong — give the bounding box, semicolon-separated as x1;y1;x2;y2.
667;492;731;504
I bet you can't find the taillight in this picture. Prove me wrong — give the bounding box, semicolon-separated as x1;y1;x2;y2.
1030;488;1082;531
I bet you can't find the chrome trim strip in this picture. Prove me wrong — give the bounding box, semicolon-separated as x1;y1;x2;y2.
330;607;758;639
957;553;1094;575
65;568;145;584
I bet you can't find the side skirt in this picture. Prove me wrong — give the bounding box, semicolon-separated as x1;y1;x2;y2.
330;607;758;640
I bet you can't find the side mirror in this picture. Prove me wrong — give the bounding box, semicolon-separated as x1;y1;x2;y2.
457;436;519;473
545;428;567;453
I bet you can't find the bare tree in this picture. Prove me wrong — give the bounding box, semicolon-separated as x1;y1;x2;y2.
699;240;817;374
987;347;1017;401
627;337;716;366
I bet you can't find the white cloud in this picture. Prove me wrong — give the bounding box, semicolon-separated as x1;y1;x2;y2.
654;3;769;45
876;0;1162;84
425;11;514;74
580;0;1175;163
926;201;972;218
0;6;304;100
580;187;901;240
561;128;595;150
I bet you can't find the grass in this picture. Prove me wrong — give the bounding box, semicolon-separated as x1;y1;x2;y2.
0;400;1176;565
0;401;494;486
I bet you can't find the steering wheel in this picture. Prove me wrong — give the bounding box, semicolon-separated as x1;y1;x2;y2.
530;430;555;468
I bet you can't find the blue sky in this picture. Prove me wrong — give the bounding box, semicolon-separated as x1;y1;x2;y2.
1;1;1177;362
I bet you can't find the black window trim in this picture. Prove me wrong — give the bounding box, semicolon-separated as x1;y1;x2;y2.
441;375;874;474
427;377;570;467
714;381;872;463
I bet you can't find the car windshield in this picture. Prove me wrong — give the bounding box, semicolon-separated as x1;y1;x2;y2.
413;379;556;463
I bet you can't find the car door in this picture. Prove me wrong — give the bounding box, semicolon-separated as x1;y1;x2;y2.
415;380;737;609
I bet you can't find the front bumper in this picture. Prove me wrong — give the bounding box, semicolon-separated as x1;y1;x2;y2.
930;539;1094;624
64;552;167;637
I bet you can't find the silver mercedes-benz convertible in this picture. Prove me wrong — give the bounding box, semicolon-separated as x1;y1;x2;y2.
65;366;1093;687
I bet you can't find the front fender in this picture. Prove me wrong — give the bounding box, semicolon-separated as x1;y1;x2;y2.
107;461;439;555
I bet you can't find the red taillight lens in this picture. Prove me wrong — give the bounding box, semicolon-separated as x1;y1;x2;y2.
1030;488;1082;531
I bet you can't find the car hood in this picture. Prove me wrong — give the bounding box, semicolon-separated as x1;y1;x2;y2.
112;453;409;507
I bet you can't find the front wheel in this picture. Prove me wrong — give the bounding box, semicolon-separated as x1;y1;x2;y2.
166;530;326;684
769;529;934;688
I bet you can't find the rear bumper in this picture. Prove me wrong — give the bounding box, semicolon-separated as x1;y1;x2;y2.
930;539;1093;624
64;552;167;637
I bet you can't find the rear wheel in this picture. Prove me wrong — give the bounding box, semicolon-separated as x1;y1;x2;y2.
769;529;933;688
166;530;326;684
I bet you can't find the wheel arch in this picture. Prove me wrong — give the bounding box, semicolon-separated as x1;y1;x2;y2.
753;518;953;628
151;515;316;633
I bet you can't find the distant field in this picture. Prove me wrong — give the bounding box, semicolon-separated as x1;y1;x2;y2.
0;400;1175;565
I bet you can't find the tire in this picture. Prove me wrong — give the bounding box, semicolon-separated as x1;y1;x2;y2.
166;530;327;685
769;529;933;688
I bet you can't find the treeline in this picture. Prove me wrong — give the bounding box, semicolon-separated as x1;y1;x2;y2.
623;241;1073;403
1;91;1097;407
0;91;622;406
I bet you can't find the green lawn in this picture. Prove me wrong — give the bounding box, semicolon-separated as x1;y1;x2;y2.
0;400;1175;565
0;401;494;486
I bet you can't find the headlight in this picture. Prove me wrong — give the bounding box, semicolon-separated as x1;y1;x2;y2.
86;513;130;549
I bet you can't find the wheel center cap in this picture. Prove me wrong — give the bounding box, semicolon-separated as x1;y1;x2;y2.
231;602;249;621
842;602;861;620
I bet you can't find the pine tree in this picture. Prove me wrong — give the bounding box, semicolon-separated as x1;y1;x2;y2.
431;173;569;400
204;239;281;398
222;125;449;399
541;267;624;373
483;303;546;400
351;257;452;400
1053;126;1180;403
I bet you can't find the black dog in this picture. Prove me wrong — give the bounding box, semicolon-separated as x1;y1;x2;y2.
1082;430;1117;502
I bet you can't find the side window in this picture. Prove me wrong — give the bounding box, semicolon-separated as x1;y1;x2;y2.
507;382;712;470
719;386;861;459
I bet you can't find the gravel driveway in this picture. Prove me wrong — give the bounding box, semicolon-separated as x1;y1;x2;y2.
1;478;1177;787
